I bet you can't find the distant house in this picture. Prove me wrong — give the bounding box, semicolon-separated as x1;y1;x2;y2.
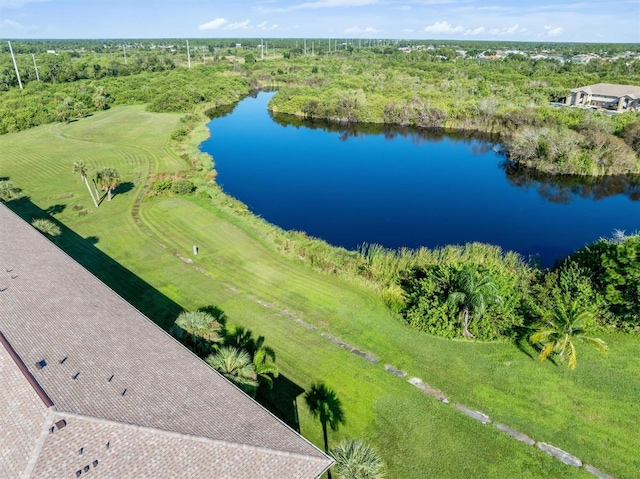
566;83;640;112
0;204;332;478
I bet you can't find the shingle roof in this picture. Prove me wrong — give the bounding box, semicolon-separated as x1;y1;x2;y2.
0;203;332;478
571;83;640;99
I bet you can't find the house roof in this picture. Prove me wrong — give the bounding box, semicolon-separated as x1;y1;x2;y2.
0;203;332;478
571;83;640;99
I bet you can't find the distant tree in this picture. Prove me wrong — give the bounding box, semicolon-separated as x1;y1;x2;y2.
304;382;346;466
95;167;121;201
447;266;503;338
330;440;386;479
72;161;98;207
31;218;61;238
244;53;256;65
0;180;20;202
529;302;608;370
206;346;258;394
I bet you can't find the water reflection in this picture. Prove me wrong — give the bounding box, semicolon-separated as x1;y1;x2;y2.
270;111;498;152
269;111;640;204
502;162;640;203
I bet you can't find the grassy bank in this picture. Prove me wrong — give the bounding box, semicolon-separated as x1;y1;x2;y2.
1;106;638;478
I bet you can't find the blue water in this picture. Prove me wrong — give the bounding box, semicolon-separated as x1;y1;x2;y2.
200;92;640;266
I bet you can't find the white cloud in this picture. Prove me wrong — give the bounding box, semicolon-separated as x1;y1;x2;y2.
345;25;382;33
504;23;519;34
544;24;564;36
257;20;279;30
198;18;227;30
226;19;251;30
485;24;521;36
464;26;485;35
2;18;22;27
403;28;414;33
424;21;463;34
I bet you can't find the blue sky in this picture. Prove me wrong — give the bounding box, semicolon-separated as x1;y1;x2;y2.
1;0;639;43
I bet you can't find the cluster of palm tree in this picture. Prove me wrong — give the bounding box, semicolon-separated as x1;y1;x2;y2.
72;161;121;207
169;311;278;396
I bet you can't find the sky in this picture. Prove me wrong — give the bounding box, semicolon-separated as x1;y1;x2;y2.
1;0;639;43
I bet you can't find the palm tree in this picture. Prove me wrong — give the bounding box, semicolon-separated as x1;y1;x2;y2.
95;167;121;202
304;382;346;465
252;347;279;390
330;440;385;479
529;302;608;370
0;180;20;203
169;311;222;357
72;161;98;207
206;346;258;394
31;218;61;238
447;266;503;338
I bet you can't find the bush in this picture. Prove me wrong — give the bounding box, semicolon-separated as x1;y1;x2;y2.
170;179;195;195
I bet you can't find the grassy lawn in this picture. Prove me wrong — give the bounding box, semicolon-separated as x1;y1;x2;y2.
1;106;637;478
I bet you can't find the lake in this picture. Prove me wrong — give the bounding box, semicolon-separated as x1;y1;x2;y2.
200;91;640;266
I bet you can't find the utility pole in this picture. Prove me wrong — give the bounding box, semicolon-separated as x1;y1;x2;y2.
122;45;127;65
328;38;331;54
31;53;40;82
186;40;191;68
7;41;22;90
265;40;268;57
202;46;206;65
304;39;307;56
312;41;314;55
261;38;264;60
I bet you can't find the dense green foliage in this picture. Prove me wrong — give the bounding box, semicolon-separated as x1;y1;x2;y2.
565;234;640;331
0;66;247;133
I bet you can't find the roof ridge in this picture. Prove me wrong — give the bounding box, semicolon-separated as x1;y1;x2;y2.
55;409;332;466
22;407;57;479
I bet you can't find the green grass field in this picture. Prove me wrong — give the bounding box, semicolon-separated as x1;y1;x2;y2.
1;106;638;478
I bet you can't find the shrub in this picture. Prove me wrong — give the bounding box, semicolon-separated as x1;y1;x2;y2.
171;179;195;195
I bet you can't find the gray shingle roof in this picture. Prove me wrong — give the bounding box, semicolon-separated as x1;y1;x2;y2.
0;204;332;478
571;83;640;99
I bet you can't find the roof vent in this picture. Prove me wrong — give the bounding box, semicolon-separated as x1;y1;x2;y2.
49;426;55;434
79;447;84;455
72;372;80;380
121;388;127;396
11;275;17;279
106;441;110;450
55;419;66;429
75;470;81;477
60;356;67;364
92;460;99;468
83;465;90;473
108;374;114;382
35;360;47;369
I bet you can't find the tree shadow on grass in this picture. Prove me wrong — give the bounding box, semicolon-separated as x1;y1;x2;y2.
113;181;134;199
45;203;66;215
257;374;304;433
6;196;183;329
